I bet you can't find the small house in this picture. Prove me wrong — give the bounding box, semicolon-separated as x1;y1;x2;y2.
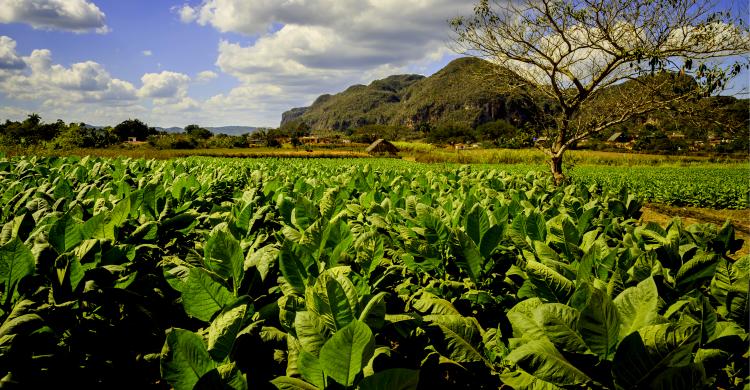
127;136;138;143
366;139;399;156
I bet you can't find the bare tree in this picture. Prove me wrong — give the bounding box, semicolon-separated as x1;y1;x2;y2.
451;0;750;184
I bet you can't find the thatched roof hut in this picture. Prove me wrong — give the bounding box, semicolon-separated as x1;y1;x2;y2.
366;139;399;156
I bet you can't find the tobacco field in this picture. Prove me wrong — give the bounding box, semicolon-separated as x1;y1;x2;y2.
0;156;747;389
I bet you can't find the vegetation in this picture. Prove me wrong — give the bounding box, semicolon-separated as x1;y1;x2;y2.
0;156;747;389
281;58;543;132
451;0;750;183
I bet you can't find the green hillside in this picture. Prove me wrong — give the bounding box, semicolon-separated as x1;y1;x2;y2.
281;57;539;131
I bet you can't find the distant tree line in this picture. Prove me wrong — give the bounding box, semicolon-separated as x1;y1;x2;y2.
0;115;256;150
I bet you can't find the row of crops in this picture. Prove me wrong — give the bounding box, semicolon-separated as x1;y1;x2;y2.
568;165;749;209
0;156;747;389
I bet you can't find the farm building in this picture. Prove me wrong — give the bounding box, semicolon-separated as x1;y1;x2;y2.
366;139;399;156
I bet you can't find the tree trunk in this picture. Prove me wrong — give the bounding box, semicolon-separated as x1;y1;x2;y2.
549;155;565;186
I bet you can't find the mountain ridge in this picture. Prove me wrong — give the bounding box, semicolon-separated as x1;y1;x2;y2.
280;57;539;131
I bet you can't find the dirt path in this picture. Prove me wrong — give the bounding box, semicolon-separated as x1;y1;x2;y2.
641;204;749;257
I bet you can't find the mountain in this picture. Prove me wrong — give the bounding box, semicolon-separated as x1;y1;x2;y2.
156;126;259;136
206;126;259;136
280;57;540;131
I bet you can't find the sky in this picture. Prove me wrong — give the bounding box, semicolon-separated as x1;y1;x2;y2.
0;0;476;127
0;0;746;128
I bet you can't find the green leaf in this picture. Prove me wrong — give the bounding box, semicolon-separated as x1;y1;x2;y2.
499;369;564;390
613;277;659;339
676;252;719;291
525;261;574;303
533;304;588;354
294;311;327;357
182;268;234;322
577;287;619;360
279;246;308;296
204;229;245;293
298;349;325;389
359;291;388;330
455;229;483;283
465;203;490;245
526;210;547;242
507;298;545;340
479;224;504;258
270;376;320;390
244;245;279;282
160;328;216;390
411;292;460;315
306;273;357;332
319;319;375;387
358;368;420;390
49;213;83;253
0;238;34;303
207;301;249;361
424;314;488;365
505;339;590;386
612;324;700;389
710;258;745;305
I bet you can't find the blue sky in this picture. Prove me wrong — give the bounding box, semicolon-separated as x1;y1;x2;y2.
0;0;470;127
0;0;746;128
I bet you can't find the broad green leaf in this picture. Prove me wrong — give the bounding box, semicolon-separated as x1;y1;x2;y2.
359;291;387;330
49;213;83;253
298;349;325;389
306;273;356;332
411;292;460;315
455;229;483;283
0;299;43;338
465;203;490;245
710;258;745;305
358;368;420;390
279;247;308;296
424;314;488;365
525;261;574;303
675;252;719;291
244;245;279;282
207;301;249;361
578;287;619;360
613;277;659;339
270;376;320;390
319;319;375;387
479;224;504;258
204;229;245;292
526;210;547;242
499;369;564;390
505;339;590;386
182;268;234;322
0;238;34;302
507;298;545;340
294;311;327;357
612;324;700;389
160;328;216;390
533;304;588;354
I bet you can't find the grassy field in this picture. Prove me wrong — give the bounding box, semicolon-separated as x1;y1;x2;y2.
393;141;746;166
5;142;746;166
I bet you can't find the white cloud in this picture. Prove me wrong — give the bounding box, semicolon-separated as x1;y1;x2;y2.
195;70;217;82
174;4;196;24
142;50;152;57
178;0;475;125
0;0;109;33
0;36;25;70
138;71;191;99
0;42;138;105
